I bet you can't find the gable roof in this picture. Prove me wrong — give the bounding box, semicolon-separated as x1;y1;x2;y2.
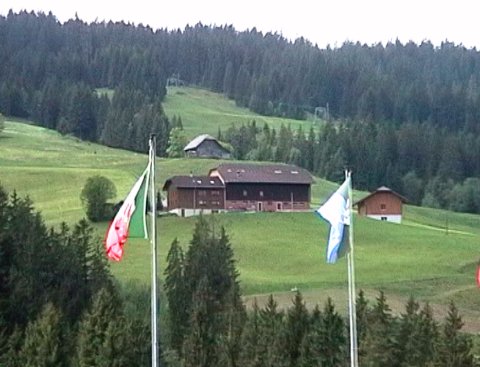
184;134;220;151
162;176;224;190
210;163;312;184
354;186;408;206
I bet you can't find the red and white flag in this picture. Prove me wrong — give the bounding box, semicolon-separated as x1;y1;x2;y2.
105;167;149;261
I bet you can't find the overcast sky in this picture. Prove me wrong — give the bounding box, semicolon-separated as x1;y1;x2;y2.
0;0;478;49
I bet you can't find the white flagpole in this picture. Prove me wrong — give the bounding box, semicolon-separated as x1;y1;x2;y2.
346;170;359;367
150;135;159;367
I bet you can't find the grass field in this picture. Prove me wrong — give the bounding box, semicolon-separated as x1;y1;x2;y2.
162;86;320;139
1;114;480;332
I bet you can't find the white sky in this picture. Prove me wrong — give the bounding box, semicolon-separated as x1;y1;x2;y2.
0;0;478;49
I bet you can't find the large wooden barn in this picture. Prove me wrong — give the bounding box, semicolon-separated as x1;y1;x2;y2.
163;163;312;216
209;163;313;212
184;134;231;159
354;186;408;223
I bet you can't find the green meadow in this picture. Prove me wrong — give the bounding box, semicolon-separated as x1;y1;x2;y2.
1;115;480;331
163;86;320;139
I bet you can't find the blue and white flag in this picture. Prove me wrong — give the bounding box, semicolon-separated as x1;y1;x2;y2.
315;176;351;263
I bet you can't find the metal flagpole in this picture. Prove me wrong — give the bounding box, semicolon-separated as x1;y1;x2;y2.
150;135;159;367
346;170;359;367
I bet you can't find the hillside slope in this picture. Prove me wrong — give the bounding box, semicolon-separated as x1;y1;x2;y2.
1;119;480;332
162;86;320;139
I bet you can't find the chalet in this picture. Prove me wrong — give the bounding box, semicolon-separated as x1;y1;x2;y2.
354;186;408;223
184;134;231;159
163;163;313;215
209;163;313;212
162;175;225;217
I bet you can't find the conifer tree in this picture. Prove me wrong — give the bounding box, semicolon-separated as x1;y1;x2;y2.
164;238;188;353
18;302;64;367
435;301;474;367
394;296;424;367
75;287;129;367
256;295;288;367
283;291;310;367
0;326;23;367
183;277;217;367
361;291;396;367
238;299;261;367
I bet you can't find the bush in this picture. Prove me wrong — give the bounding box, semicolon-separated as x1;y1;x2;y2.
80;176;117;222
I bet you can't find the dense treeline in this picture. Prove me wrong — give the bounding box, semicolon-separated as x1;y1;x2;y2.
3;10;480;129
0;11;171;154
222;120;480;212
0;185;151;365
2;10;480;211
0;187;477;365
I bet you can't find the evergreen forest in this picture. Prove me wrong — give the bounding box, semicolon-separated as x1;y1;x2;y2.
0;187;477;366
2;11;480;212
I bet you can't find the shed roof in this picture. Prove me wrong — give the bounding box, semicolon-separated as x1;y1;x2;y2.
163;176;224;190
210;163;312;184
184;134;217;151
354;186;408;206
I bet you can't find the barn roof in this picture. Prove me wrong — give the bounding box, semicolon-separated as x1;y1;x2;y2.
184;134;217;151
162;176;224;190
210;163;313;184
354;186;408;206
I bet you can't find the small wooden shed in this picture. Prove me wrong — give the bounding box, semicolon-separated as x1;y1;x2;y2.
354;186;408;223
184;134;231;159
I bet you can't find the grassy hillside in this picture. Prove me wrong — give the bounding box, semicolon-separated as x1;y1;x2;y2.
163;86;320;139
1;117;480;331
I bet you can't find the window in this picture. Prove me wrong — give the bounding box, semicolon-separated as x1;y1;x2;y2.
381;216;387;221
212;190;220;196
380;204;386;210
243;190;248;197
198;190;207;197
259;190;264;197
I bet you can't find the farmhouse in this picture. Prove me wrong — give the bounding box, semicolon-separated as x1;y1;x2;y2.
209;163;312;212
354;186;408;223
162;175;225;217
184;134;231;159
163;163;313;216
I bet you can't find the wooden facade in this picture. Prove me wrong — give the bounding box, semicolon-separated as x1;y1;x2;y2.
163;163;313;215
209;163;312;212
162;176;225;217
184;134;231;159
355;186;408;223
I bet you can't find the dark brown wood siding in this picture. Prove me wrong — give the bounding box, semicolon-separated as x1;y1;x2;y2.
225;183;308;201
357;192;403;216
224;183;310;211
167;187;225;210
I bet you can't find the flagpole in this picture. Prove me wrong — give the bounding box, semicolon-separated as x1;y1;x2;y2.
150;135;159;367
346;170;359;367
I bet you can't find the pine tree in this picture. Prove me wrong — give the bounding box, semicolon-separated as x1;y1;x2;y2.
0;326;23;367
164;238;188;353
18;303;64;367
318;297;346;367
393;296;424;367
283;291;310;367
257;295;288;367
361;291;396;367
435;301;474;367
238;299;261;367
75;287;129;367
183;277;217;367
